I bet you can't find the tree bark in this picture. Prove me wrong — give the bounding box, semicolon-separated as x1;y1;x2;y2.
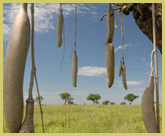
121;3;162;54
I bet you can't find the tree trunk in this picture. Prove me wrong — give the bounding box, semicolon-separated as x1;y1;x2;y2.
130;101;132;105
121;3;162;54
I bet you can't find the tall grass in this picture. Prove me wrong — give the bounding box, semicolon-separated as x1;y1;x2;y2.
3;105;162;133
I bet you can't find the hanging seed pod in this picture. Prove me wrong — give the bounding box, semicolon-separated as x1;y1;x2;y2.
106;43;115;88
72;51;78;87
121;62;127;90
141;76;159;133
19;99;34;133
19;3;35;133
57;6;64;47
119;61;123;77
3;3;30;133
106;4;114;43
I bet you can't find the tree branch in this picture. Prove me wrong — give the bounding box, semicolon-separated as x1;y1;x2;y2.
118;3;162;54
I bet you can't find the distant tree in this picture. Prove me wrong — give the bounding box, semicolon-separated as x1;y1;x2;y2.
35;96;43;104
110;102;115;105
59;92;74;105
124;93;139;105
96;101;99;105
68;100;74;105
120;102;126;105
67;96;74;105
102;100;110;105
87;94;101;105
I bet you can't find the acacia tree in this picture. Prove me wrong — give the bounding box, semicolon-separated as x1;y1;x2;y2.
120;102;126;105
124;93;139;105
35;96;43;104
67;97;74;105
102;100;110;105
68;100;74;105
87;94;101;105
59;92;74;105
110;102;115;105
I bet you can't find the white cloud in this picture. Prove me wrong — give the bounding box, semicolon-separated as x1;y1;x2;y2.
145;62;150;66
72;90;86;95
115;44;132;52
117;80;144;86
127;80;144;86
145;71;150;75
78;66;106;77
114;45;122;52
3;3;99;41
142;58;147;61
3;24;11;40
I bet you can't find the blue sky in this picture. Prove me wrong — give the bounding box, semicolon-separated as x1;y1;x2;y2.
3;3;162;105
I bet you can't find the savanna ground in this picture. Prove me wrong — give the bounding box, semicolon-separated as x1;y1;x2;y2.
3;105;162;133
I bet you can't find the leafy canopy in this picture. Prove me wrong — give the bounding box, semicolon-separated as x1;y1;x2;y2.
124;93;139;105
120;102;126;105
102;100;110;105
110;102;115;105
59;92;74;105
35;96;43;104
87;94;101;105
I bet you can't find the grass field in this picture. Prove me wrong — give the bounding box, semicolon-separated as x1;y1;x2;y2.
3;105;162;133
